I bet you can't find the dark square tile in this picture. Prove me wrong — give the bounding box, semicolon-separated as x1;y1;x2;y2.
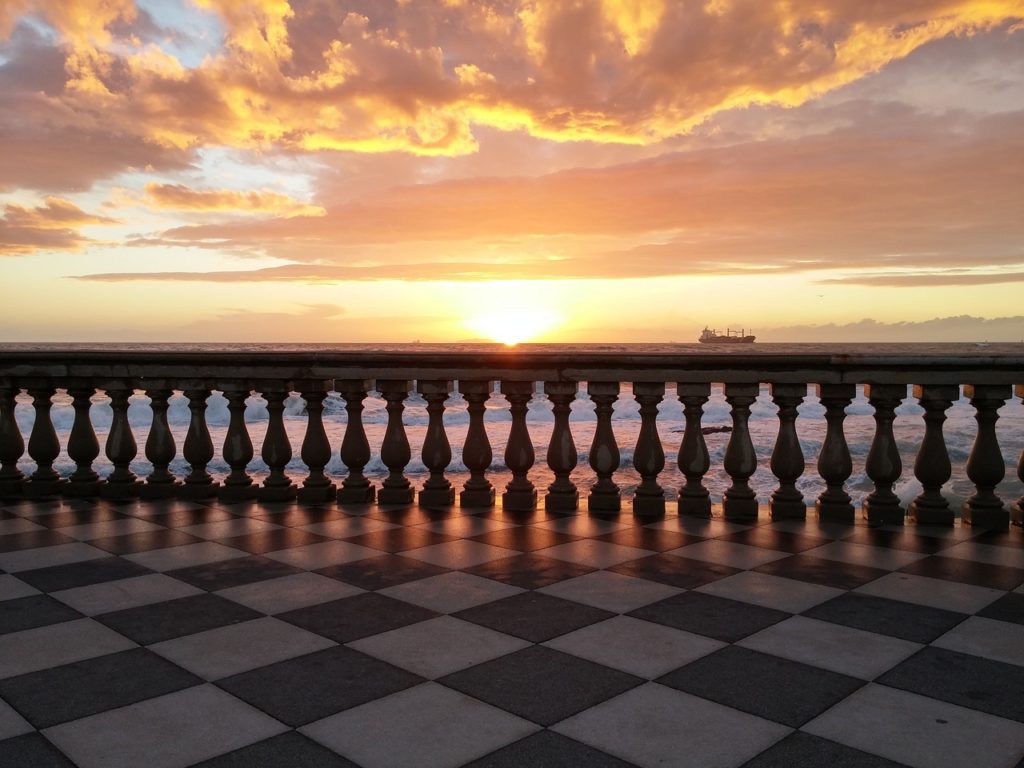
453;592;613;642
740;732;911;768
441;646;642;726
753;554;889;590
877;646;1024;722
16;556;152;592
0;529;75;552
628;592;789;642
841;528;953;554
898;556;1024;591
96;593;262;644
609;554;740;589
468;507;571;524
721;527;831;553
469;526;580;552
342;526;457;553
0;734;77;768
466;553;595;589
277;592;439;643
167;555;304;590
657;646;864;727
366;505;463;525
87;528;204;555
217;645;422;726
216;528;331;555
316;554;449;591
803;593;967;643
191;731;359;768
146;507;238;528
32;507;127;529
0;594;82;635
977;592;1024;625
596;527;705;552
971;530;1024;550
0;647;200;728
465;729;640;768
251;506;350;527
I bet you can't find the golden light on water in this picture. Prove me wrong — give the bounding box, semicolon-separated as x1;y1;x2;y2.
467;307;560;346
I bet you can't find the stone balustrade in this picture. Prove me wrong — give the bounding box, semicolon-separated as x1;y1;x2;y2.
0;346;1022;530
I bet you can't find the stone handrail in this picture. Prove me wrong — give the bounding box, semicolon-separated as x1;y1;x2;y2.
1;345;1022;529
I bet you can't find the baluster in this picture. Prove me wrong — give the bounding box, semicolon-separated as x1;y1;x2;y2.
220;386;256;502
503;381;538;511
259;385;297;501
962;384;1009;529
142;386;179;498
459;380;495;507
0;383;25;496
101;384;140;499
677;383;711;518
908;385;957;526
587;381;621;513
769;383;807;520
180;387;218;499
632;381;665;517
336;379;376;504
418;380;455;507
297;381;336;504
544;381;579;511
378;380;414;505
1014;384;1024;527
65;382;101;497
863;384;906;525
815;383;855;522
25;383;65;497
723;382;759;521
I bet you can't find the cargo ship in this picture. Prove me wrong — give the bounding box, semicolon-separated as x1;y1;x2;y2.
698;327;756;344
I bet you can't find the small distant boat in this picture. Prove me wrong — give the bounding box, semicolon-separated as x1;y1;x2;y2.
699;326;756;344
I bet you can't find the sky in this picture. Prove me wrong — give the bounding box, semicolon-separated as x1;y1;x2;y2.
1;0;1023;344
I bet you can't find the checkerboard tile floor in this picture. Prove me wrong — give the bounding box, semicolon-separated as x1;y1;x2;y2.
1;497;1023;768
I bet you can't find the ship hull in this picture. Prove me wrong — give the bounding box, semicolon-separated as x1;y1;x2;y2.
698;336;756;344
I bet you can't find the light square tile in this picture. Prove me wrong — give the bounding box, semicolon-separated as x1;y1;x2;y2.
802;541;928;570
123;541;248;572
936;541;1024;568
398;540;518;569
0;517;44;535
378;572;524;613
544;616;726;678
738;615;922;679
149;617;336;680
670;540;791;569
553;683;788;768
645;517;751;536
347;616;530;678
262;540;381;570
0;542;109;573
302;682;538;768
299;517;398;537
59;518;164;541
216;572;363;614
534;516;631;536
695;571;843;613
43;684;288;768
854;572;1004;614
537;570;683;613
0;573;40;601
804;683;1024;768
417;516;518;537
0;698;33;740
534;540;654;568
0;618;136;678
179;518;282;539
932;616;1024;667
51;573;203;615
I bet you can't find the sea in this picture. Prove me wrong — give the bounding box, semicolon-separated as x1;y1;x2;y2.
5;343;1023;507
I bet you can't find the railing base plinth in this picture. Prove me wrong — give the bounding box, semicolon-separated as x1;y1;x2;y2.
378;487;415;506
588;494;621;514
460;487;495;508
503;488;538;511
770;500;807;521
99;481;140;500
0;478;24;499
298;483;338;504
138;480;181;500
545;490;579;512
816;501;855;524
24;478;68;499
723;497;759;521
633;494;666;517
178;482;220;501
908;501;953;526
862;501;905;526
678;496;712;518
64;480;103;498
258;483;298;503
418;487;455;508
217;483;256;503
338;485;376;505
962;502;1009;531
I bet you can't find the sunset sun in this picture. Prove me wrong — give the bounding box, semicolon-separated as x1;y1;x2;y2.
467;308;560;346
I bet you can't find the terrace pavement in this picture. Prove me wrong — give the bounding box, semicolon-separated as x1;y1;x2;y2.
1;496;1023;768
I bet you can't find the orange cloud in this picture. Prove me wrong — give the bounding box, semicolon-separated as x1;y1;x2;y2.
141;183;325;217
0;197;118;255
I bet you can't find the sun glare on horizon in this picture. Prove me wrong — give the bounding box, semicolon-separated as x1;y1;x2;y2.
466;308;560;346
